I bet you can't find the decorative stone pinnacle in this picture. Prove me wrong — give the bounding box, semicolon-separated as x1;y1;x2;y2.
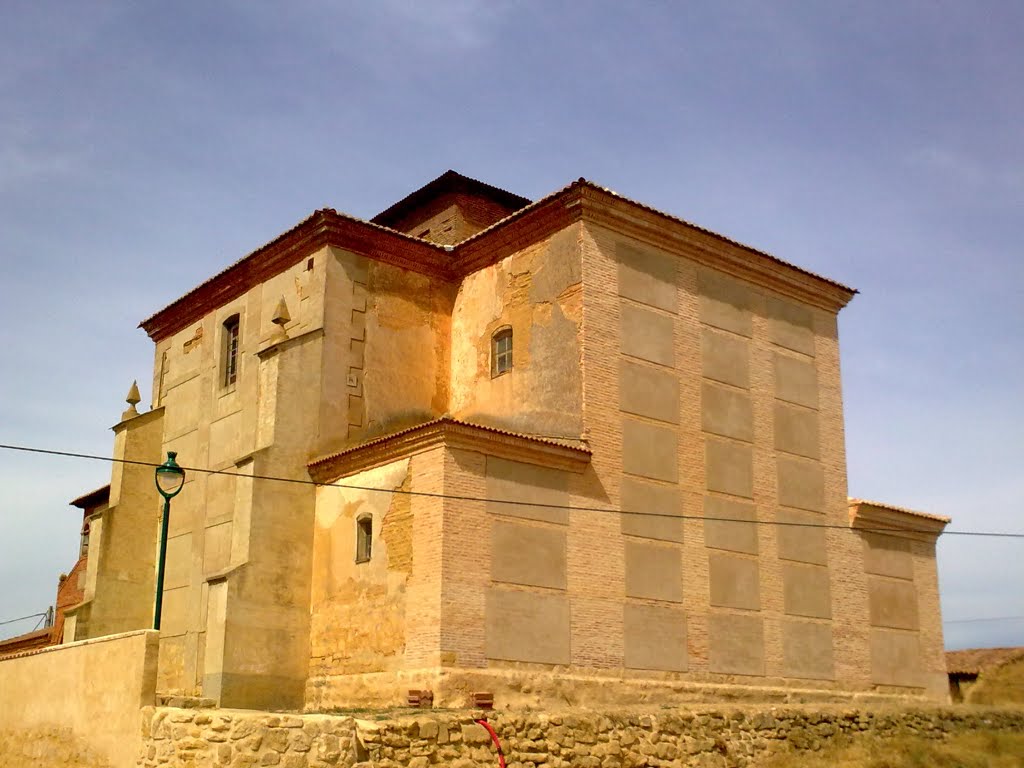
272;297;291;327
122;380;141;420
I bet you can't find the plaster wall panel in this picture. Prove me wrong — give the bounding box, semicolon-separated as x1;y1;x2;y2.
623;603;688;671
697;271;752;337
617;243;677;312
782;620;834;680
774;354;818;409
163;375;202;439
620;303;675;367
777;457;825;512
774;403;820;459
704;496;758;555
486;457;569;525
485;588;570;664
708;613;765;676
768;297;816;356
160;586;189;637
777;509;829;565
624;540;683;602
702;382;754;442
708;552;760;611
622;418;679;483
782;564;832;618
701;328;750;388
491;520;567;590
870;628;923;687
203;522;232;575
164;533;192;591
620;476;683;542
619;360;680;424
208;410;243;467
204;472;236;527
868;577;919;630
705;439;754;498
863;534;914;580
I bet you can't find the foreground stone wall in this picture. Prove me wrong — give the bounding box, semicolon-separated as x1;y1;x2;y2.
0;629;159;768
137;704;1024;768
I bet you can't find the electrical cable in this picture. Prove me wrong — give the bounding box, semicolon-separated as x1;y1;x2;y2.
0;612;47;627
1;442;1023;539
944;615;1024;624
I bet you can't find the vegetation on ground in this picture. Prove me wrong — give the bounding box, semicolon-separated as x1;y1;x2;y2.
760;731;1024;767
969;659;1024;706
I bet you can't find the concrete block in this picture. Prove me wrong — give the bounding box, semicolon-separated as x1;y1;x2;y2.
863;533;914;580
768;297;815;356
485;588;570;665
782;620;834;680
868;577;919;630
870;628;922;687
777;456;825;512
777;509;829;565
486;457;569;525
491;520;567;590
774;353;818;409
782;563;832;618
774;402;820;459
698;270;752;337
620;476;683;542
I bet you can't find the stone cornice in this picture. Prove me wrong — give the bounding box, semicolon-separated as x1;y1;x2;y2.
307;417;591;483
849;500;950;542
577;186;856;313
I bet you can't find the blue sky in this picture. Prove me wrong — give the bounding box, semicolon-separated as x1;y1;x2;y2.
1;2;1021;649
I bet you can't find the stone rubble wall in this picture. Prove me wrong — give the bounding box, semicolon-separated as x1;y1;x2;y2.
138;705;1024;768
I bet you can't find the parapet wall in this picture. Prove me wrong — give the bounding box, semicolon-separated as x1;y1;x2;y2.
138;703;1024;768
0;629;159;768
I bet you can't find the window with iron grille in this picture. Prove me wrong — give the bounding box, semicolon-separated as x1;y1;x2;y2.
223;315;240;387
491;327;513;377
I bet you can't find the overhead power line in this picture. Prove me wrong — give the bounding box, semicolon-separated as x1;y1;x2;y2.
944;615;1024;625
1;442;1023;539
0;612;46;628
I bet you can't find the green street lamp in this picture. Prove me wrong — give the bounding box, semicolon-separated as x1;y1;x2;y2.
154;451;185;630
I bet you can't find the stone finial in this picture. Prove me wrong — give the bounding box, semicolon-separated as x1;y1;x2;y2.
272;297;291;327
122;380;141;420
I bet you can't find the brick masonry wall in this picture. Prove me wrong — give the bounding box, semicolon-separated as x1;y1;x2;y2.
136;705;1024;768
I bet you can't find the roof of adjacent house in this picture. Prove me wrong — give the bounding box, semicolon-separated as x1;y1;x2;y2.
139;171;858;342
946;647;1024;675
370;169;532;228
69;484;111;510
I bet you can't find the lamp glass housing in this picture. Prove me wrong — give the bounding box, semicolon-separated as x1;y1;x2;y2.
155;451;186;499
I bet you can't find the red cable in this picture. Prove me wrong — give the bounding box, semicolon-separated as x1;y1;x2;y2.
474;717;507;768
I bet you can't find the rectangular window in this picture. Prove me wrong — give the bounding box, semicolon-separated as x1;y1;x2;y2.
223;315;240;387
491;328;513;377
356;516;372;563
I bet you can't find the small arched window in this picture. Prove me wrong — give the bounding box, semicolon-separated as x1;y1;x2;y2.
355;515;373;563
491;327;513;377
222;314;240;387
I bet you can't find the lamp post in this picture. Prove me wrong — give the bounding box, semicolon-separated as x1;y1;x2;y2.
154;451;185;630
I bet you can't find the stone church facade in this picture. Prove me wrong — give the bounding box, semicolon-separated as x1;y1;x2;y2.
62;171;950;710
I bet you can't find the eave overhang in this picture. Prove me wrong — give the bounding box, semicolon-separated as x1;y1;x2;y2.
849;498;951;542
307;417;591;483
140;176;858;343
